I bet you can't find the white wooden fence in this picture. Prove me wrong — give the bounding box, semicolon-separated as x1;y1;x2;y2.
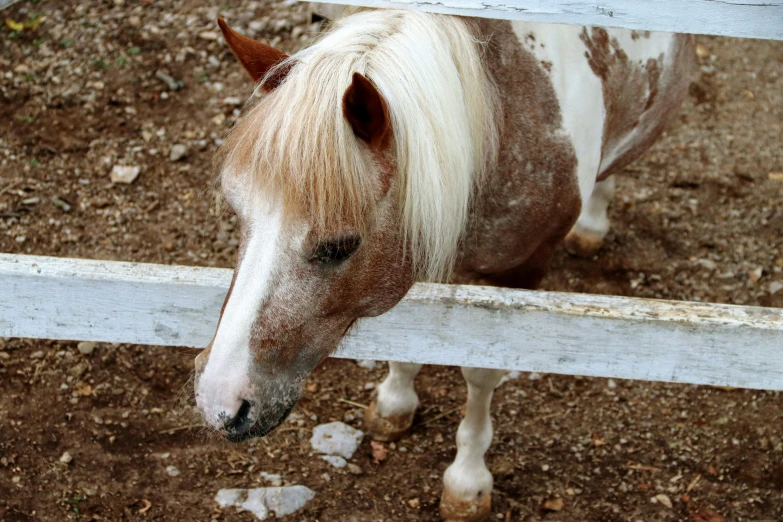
2;1;781;391
1;254;781;391
314;0;783;40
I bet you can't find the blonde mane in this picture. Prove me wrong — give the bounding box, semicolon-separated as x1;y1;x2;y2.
220;10;499;281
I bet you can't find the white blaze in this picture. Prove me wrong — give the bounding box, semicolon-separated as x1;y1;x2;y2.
196;196;284;428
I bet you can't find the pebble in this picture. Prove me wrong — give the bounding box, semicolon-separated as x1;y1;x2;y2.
769;281;783;295
259;472;282;487
310;421;364;460
355;359;377;369
215;486;315;520
156;69;184;91
696;258;717;271
321;455;347;468
653;493;673;509
199;30;219;41
749;267;763;283
77;341;96;355
30;350;44;359
0;351;8;359
110;165;141;184
346;463;363;475
59;451;73;464
169;144;189;162
166;465;181;477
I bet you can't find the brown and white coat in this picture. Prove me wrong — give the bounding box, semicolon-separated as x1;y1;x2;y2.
195;10;694;521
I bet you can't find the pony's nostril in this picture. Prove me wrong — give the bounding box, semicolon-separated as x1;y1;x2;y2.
224;399;253;436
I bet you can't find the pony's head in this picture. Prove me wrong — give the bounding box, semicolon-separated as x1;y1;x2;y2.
195;14;497;440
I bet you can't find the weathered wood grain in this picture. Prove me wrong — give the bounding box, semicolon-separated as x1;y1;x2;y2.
310;0;783;40
1;254;781;390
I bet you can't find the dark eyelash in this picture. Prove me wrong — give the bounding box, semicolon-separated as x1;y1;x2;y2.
310;236;361;264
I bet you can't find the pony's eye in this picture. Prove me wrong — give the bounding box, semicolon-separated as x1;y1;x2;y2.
310;236;361;264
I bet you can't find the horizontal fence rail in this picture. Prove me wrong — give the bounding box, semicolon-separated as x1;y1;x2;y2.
1;254;782;390
311;0;783;41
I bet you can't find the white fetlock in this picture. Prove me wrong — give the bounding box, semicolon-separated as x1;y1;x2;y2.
365;362;421;441
440;464;493;521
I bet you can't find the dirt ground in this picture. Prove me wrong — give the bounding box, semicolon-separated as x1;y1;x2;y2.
1;1;782;521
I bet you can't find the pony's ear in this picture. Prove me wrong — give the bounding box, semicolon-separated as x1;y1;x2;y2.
342;72;391;149
218;18;290;89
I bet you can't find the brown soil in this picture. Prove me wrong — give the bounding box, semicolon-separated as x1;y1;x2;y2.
1;1;781;521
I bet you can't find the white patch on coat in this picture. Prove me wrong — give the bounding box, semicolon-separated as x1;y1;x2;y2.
196;193;284;429
512;22;606;206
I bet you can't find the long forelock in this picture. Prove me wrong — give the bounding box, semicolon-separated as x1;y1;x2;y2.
220;10;499;281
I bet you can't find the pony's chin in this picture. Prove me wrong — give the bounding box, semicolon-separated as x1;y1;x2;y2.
223;400;297;442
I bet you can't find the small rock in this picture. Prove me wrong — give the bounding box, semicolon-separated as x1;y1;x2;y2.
199;30;220;41
407;498;420;509
156;70;184;91
769;281;783;295
110;165;141;184
696;258;717;271
363;382;375;390
169;144;189;162
22;197;40;206
77;341;96;355
166;465;180;477
310;421;364;459
51;196;72;212
321;455;347;468
654;493;673;509
543;497;564;511
215;486;315;520
259;472;282;487
355;359;376;369
248;20;267;33
59;451;73;464
346;463;362;475
223;96;243;106
749;267;763;283
0;351;9;359
30;350;44;359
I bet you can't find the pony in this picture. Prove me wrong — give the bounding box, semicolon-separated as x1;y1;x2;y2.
195;9;694;521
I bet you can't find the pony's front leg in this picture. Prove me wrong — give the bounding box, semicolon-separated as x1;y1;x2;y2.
440;367;506;522
364;362;422;441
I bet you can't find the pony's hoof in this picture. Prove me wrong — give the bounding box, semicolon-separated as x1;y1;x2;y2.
363;401;414;442
563;228;604;258
439;488;492;522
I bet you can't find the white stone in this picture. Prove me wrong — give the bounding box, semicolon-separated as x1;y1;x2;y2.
215;486;315;520
199;30;219;41
169;144;188;162
769;281;783;295
77;341;96;355
260;471;282;487
59;451;73;464
321;455;347;468
165;465;180;477
310;421;364;459
110;165;141;184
